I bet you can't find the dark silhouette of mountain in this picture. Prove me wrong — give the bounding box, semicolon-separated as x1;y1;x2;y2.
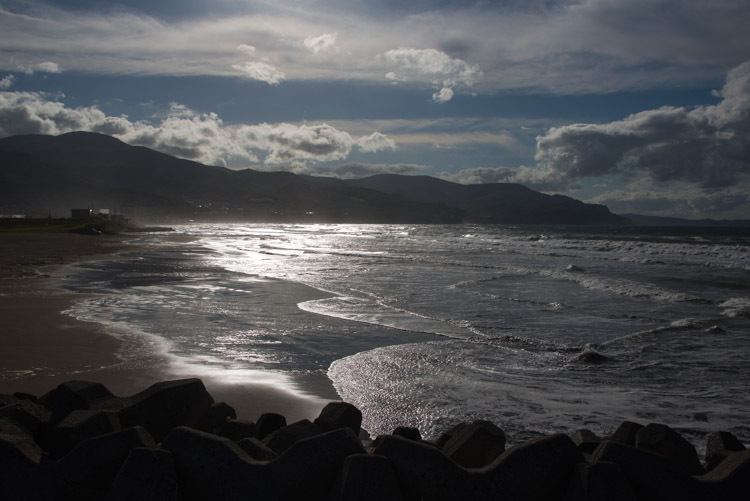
344;175;629;225
0;132;629;224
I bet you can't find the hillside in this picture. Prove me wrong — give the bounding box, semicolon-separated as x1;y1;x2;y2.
0;132;629;225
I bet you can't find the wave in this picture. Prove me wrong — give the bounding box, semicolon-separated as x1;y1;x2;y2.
297;296;476;339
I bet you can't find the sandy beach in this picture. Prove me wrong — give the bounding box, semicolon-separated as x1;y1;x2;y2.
0;231;329;423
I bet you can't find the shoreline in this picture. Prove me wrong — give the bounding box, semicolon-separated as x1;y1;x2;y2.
0;231;330;423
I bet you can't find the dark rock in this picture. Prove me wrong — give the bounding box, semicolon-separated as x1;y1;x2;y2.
705;431;746;471
0;432;45;500
329;454;403;501
256;412;287;439
236;437;279;461
198;401;237;433
45;409;121;458
570;429;602;454
39;381;115;424
565;461;636;501
483;433;584;499
635;423;704;475
218;418;258;442
105;447;180;501
263;419;321;454
49;426;155;501
13;392;38;402
441;420;506;469
271;428;367;501
393;426;422;442
0;393;16;407
591;439;708;501
373;434;464;500
314;401;362;436
95;379;214;442
162;426;257;500
375;433;582;500
0;400;51;437
699;449;750;501
163;425;364;501
0;417;28;436
437;422;466;449
610;420;643;447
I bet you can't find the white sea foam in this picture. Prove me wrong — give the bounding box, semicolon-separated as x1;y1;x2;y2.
298;297;475;339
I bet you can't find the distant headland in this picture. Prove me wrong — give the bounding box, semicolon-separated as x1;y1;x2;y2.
0;131;630;225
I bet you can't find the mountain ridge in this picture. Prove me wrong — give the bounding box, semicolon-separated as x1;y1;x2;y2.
0;131;629;225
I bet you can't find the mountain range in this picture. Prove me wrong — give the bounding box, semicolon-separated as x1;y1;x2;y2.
0;131;629;225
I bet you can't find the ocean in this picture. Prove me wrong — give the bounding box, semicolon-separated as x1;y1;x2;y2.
62;224;750;451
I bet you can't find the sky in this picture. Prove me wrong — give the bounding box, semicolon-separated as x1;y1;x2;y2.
1;0;749;219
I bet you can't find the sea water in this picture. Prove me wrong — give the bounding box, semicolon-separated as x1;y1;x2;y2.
63;224;750;450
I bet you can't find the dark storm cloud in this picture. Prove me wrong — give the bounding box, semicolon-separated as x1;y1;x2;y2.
531;59;750;190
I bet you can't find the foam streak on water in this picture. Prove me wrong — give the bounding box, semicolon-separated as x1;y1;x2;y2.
64;224;750;449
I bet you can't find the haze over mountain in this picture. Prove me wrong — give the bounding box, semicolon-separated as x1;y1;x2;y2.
0;132;629;225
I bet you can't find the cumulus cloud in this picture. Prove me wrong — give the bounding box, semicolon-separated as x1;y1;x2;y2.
235;122;353;165
232;45;285;85
0;92;394;169
439;166;517;185
232;61;285;85
432;86;454;104
531;59;750;191
381;48;482;102
355;132;397;153
304;33;337;54
236;44;256;55
21;61;61;74
0;75;13;90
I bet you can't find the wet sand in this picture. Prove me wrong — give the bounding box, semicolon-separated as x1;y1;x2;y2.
0;232;329;423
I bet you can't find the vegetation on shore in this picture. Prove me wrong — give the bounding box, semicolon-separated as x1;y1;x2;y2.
0;216;132;234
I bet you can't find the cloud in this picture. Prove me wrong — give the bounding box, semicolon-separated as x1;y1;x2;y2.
432;86;454;104
0;92;394;168
304;33;337;54
22;61;61;74
232;61;285;85
286;162;428;179
0;75;13;89
0;91;108;136
232;44;285;85
438;166;518;185
590;184;750;220
236;44;256;55
235;122;353;165
381;48;482;102
531;59;750;191
355;132;397;152
2;1;749;94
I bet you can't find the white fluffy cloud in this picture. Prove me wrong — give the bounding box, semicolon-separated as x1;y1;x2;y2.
355;132;397;153
532;59;750;191
0;75;13;90
304;33;337;54
0;92;397;168
232;61;285;85
21;61;61;74
281;162;428;178
381;48;482;102
232;44;285;85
